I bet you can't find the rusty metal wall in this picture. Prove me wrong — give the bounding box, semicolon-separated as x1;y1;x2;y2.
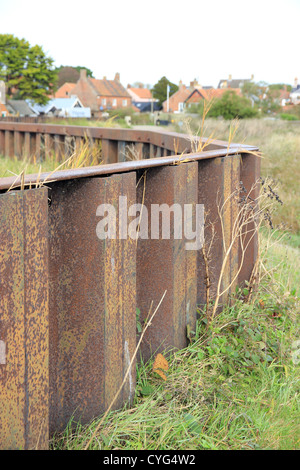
197;155;241;309
0;188;49;450
0;124;260;449
48;173;136;434
136;163;198;361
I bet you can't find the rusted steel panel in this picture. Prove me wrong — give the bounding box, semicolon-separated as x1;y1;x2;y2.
0;130;4;155
48;173;136;434
0;188;49;450
101;139;118;164
118;141;126;162
54;134;64;162
238;153;261;286
24;132;31;158
14;131;23;158
44;133;54;160
135;142;143;160
137;162;198;361
197;155;240;310
35;133;41;161
4;130;14;157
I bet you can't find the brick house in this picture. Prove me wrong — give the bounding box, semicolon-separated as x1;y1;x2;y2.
163;78;243;113
54;82;76;99
70;70;132;117
185;87;241;105
162;83;191;113
126;84;160;112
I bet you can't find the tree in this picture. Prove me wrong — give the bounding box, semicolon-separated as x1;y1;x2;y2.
0;34;57;104
209;91;258;120
242;81;267;102
54;65;94;88
152;76;179;106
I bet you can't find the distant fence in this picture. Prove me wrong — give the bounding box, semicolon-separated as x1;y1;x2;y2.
0;121;260;449
0;115;97;124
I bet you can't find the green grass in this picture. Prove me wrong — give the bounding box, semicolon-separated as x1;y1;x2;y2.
50;225;300;451
0;154;59;179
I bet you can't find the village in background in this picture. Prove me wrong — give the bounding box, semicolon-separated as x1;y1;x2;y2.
1;65;300;124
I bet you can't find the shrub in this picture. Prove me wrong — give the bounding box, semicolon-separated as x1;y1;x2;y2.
280;113;298;121
208;91;258;120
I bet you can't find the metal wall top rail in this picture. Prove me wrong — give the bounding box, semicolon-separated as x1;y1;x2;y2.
0;122;259;191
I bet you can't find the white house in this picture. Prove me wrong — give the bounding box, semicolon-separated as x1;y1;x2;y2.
28;96;91;118
290;78;300;105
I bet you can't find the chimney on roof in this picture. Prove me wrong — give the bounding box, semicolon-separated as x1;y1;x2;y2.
103;76;107;80
251;74;254;81
179;80;183;89
127;84;131;88
115;72;120;82
228;74;232;81
190;80;195;90
80;69;87;81
294;77;298;88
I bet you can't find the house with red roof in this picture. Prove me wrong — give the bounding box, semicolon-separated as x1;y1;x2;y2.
69;70;132;117
54;82;76;99
163;78;242;112
126;84;160;112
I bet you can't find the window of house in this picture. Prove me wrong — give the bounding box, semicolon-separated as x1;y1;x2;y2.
102;98;106;106
112;99;117;107
178;102;184;112
122;99;127;107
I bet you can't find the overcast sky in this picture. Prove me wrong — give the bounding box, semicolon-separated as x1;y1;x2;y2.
1;0;299;89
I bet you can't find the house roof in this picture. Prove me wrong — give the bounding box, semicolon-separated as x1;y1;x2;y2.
218;78;251;89
54;82;76;98
279;89;290;100
133;101;161;112
89;78;130;97
291;84;300;93
164;86;191;104
185;88;209;102
0;103;9;115
206;88;242;99
29;97;84;114
127;87;152;100
185;87;241;103
6;100;38;116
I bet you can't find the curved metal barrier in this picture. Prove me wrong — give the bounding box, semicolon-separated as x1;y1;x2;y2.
0;122;260;449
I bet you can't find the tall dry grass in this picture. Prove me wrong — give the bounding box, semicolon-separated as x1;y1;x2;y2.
177;118;300;234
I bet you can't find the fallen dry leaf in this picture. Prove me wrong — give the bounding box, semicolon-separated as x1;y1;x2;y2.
153;353;169;380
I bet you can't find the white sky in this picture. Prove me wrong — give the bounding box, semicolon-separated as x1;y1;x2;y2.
1;0;299;89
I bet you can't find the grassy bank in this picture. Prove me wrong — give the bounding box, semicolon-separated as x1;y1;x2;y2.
51;228;299;450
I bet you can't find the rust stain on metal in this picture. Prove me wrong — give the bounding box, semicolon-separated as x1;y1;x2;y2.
197;155;241;309
137;162;198;361
0;188;49;450
238;153;261;286
48;173;136;434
